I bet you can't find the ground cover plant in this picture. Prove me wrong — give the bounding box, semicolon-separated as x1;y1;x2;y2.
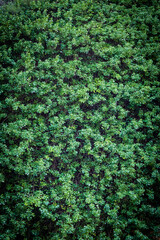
0;0;160;239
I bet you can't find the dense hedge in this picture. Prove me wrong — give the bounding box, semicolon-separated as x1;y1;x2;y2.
0;0;160;239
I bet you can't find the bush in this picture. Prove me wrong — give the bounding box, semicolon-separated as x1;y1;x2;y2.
0;0;160;239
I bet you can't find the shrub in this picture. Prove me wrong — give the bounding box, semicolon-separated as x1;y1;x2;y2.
0;0;160;239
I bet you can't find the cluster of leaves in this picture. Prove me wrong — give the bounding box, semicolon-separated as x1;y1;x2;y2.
0;0;160;239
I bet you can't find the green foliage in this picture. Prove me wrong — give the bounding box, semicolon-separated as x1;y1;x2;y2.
0;0;160;239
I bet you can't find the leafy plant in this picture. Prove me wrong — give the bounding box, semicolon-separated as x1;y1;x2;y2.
0;0;160;239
